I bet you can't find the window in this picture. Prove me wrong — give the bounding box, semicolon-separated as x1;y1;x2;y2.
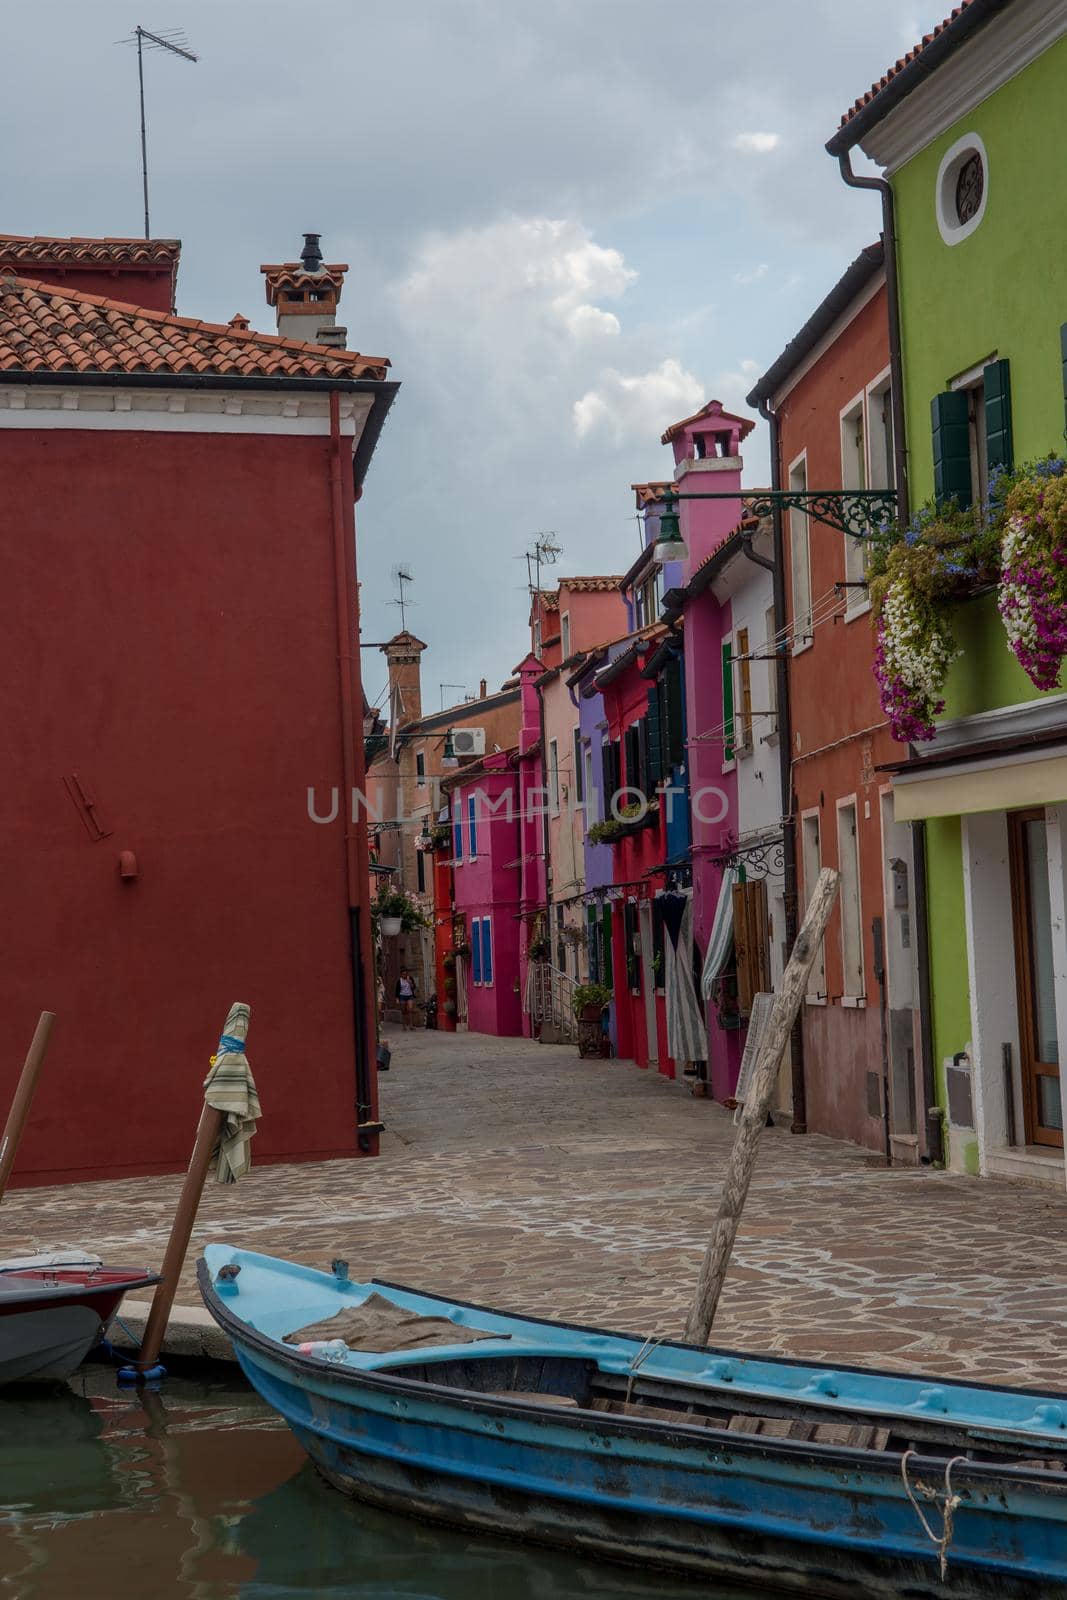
639;567;662;627
416;849;426;893
801;811;826;1000
765;605;778;729
840;396;869;605
788;455;812;648
573;726;584;805
561;613;571;660
481;917;493;985
934;357;1012;511
415;750;426;783
467;794;478;857
533;618;542;657
837;800;865;1002
471;917;482;984
721;640;735;764
935;131;988;246
452;797;463;863
584;743;595;819
866;371;894;490
548;738;560;815
734;627;752;753
665;655;685;767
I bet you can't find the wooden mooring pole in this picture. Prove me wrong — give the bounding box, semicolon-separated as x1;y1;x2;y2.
0;1011;56;1203
685;869;839;1346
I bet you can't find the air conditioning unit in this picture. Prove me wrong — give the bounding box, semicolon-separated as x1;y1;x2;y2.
451;727;486;758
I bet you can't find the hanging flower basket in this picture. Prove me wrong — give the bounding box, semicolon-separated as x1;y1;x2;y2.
997;461;1067;690
379;915;402;937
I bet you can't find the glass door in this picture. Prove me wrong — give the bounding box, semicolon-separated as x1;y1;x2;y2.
1009;810;1063;1147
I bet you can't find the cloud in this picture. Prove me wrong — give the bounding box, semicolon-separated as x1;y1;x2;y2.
730;131;781;154
564;303;622;339
733;263;770;285
573;358;705;448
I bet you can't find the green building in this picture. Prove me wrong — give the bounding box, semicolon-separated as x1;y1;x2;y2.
830;0;1067;1186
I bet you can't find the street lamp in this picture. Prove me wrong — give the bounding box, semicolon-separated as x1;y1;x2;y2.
652;492;687;563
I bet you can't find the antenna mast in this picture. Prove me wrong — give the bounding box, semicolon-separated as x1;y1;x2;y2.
392;565;414;632
119;26;199;237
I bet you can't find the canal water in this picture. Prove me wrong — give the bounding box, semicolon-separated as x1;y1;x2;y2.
0;1366;789;1600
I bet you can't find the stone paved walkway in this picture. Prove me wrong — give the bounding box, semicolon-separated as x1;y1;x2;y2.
6;1029;1067;1389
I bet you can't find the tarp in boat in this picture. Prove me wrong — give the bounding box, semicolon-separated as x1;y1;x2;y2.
285;1292;503;1352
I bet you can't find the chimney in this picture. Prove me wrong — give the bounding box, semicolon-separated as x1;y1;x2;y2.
479;678;487;699
260;232;349;345
381;632;428;733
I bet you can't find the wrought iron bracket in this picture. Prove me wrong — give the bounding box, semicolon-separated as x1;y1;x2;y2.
667;488;898;540
713;831;785;881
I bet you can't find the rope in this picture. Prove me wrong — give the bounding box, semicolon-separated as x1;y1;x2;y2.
624;1334;667;1406
216;1034;247;1054
900;1450;967;1581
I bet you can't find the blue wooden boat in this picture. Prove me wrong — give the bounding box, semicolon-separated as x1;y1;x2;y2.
199;1246;1067;1597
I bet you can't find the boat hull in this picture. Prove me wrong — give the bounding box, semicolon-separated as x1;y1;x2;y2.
0;1267;159;1384
225;1334;1067;1599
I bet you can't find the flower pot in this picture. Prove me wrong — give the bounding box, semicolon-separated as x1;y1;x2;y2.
580;1002;605;1023
380;915;402;937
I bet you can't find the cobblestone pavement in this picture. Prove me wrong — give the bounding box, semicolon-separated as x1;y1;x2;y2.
6;1029;1067;1389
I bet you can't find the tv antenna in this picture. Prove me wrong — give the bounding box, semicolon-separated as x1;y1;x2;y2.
439;683;468;711
391;565;415;632
117;26;199;237
523;532;563;596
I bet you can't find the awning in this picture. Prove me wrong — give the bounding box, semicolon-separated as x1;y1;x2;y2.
892;748;1067;822
700;867;738;1000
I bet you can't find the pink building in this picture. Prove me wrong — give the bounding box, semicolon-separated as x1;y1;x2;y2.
440;656;545;1038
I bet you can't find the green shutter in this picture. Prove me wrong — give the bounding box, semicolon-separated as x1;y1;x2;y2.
602;904;613;989
666;655;685;766
983;359;1013;474
931;389;972;508
722;641;735;762
646;685;663;786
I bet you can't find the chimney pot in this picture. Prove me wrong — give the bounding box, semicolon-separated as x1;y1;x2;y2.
301;232;324;274
227;312;250;332
316;324;348;348
479;678;487;699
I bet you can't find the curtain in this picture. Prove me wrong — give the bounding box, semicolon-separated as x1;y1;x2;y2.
661;891;706;1066
700;867;739;1001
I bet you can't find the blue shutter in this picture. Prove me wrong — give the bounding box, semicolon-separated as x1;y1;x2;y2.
467;794;477;857
931;389;972;507
983;358;1013;474
646;686;663;787
482;917;493;985
453;798;463;861
471;918;482;984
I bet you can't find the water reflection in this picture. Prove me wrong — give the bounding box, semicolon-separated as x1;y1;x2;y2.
0;1367;776;1599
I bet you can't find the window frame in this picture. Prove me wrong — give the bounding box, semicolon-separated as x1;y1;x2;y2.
836;795;866;1005
734;625;753;755
787;451;812;652
800;807;826;1003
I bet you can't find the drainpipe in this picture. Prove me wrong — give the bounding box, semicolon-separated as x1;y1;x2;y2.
329;391;380;1154
751;400;806;1134
537;677;553;964
835;151;909;522
836;148;942;1160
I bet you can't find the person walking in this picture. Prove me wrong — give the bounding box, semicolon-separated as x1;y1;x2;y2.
395;967;417;1031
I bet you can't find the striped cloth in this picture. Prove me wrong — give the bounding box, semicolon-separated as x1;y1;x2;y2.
700;866;739;1002
203;1003;261;1185
661;892;706;1068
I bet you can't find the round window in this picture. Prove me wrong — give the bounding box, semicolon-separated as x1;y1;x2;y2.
935;132;989;246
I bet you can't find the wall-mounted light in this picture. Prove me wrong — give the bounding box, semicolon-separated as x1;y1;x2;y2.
653;493;687;563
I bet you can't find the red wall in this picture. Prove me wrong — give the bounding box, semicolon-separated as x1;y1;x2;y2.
0;428;368;1184
16;265;176;313
778;284;896;1151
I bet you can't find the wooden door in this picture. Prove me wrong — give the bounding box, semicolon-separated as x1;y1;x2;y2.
1009;810;1063;1148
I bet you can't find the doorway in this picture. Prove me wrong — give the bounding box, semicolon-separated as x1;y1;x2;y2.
1008;809;1063;1148
639;902;659;1066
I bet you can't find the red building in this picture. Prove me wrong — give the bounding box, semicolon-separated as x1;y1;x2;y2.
0;232;397;1185
747;244;926;1160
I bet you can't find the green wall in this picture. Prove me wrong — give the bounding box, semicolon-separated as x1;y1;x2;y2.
891;37;1067;1148
895;35;1067;514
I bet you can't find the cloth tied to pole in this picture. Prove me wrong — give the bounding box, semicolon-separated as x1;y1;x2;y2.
202;1002;260;1184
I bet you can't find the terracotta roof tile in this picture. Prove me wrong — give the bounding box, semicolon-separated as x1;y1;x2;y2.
261;261;348;305
0;277;389;382
0;235;180;268
661;398;755;446
557;575;624;592
631;480;678;507
831;0;1008;144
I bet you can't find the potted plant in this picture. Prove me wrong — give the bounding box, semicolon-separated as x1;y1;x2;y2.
443;974;457;997
372;888;429;938
571;981;612;1022
443;999;457;1017
528;937;550;961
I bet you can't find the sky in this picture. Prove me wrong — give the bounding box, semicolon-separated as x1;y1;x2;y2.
2;1;940;711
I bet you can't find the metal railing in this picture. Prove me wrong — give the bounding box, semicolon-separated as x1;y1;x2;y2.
528;960;578;1043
